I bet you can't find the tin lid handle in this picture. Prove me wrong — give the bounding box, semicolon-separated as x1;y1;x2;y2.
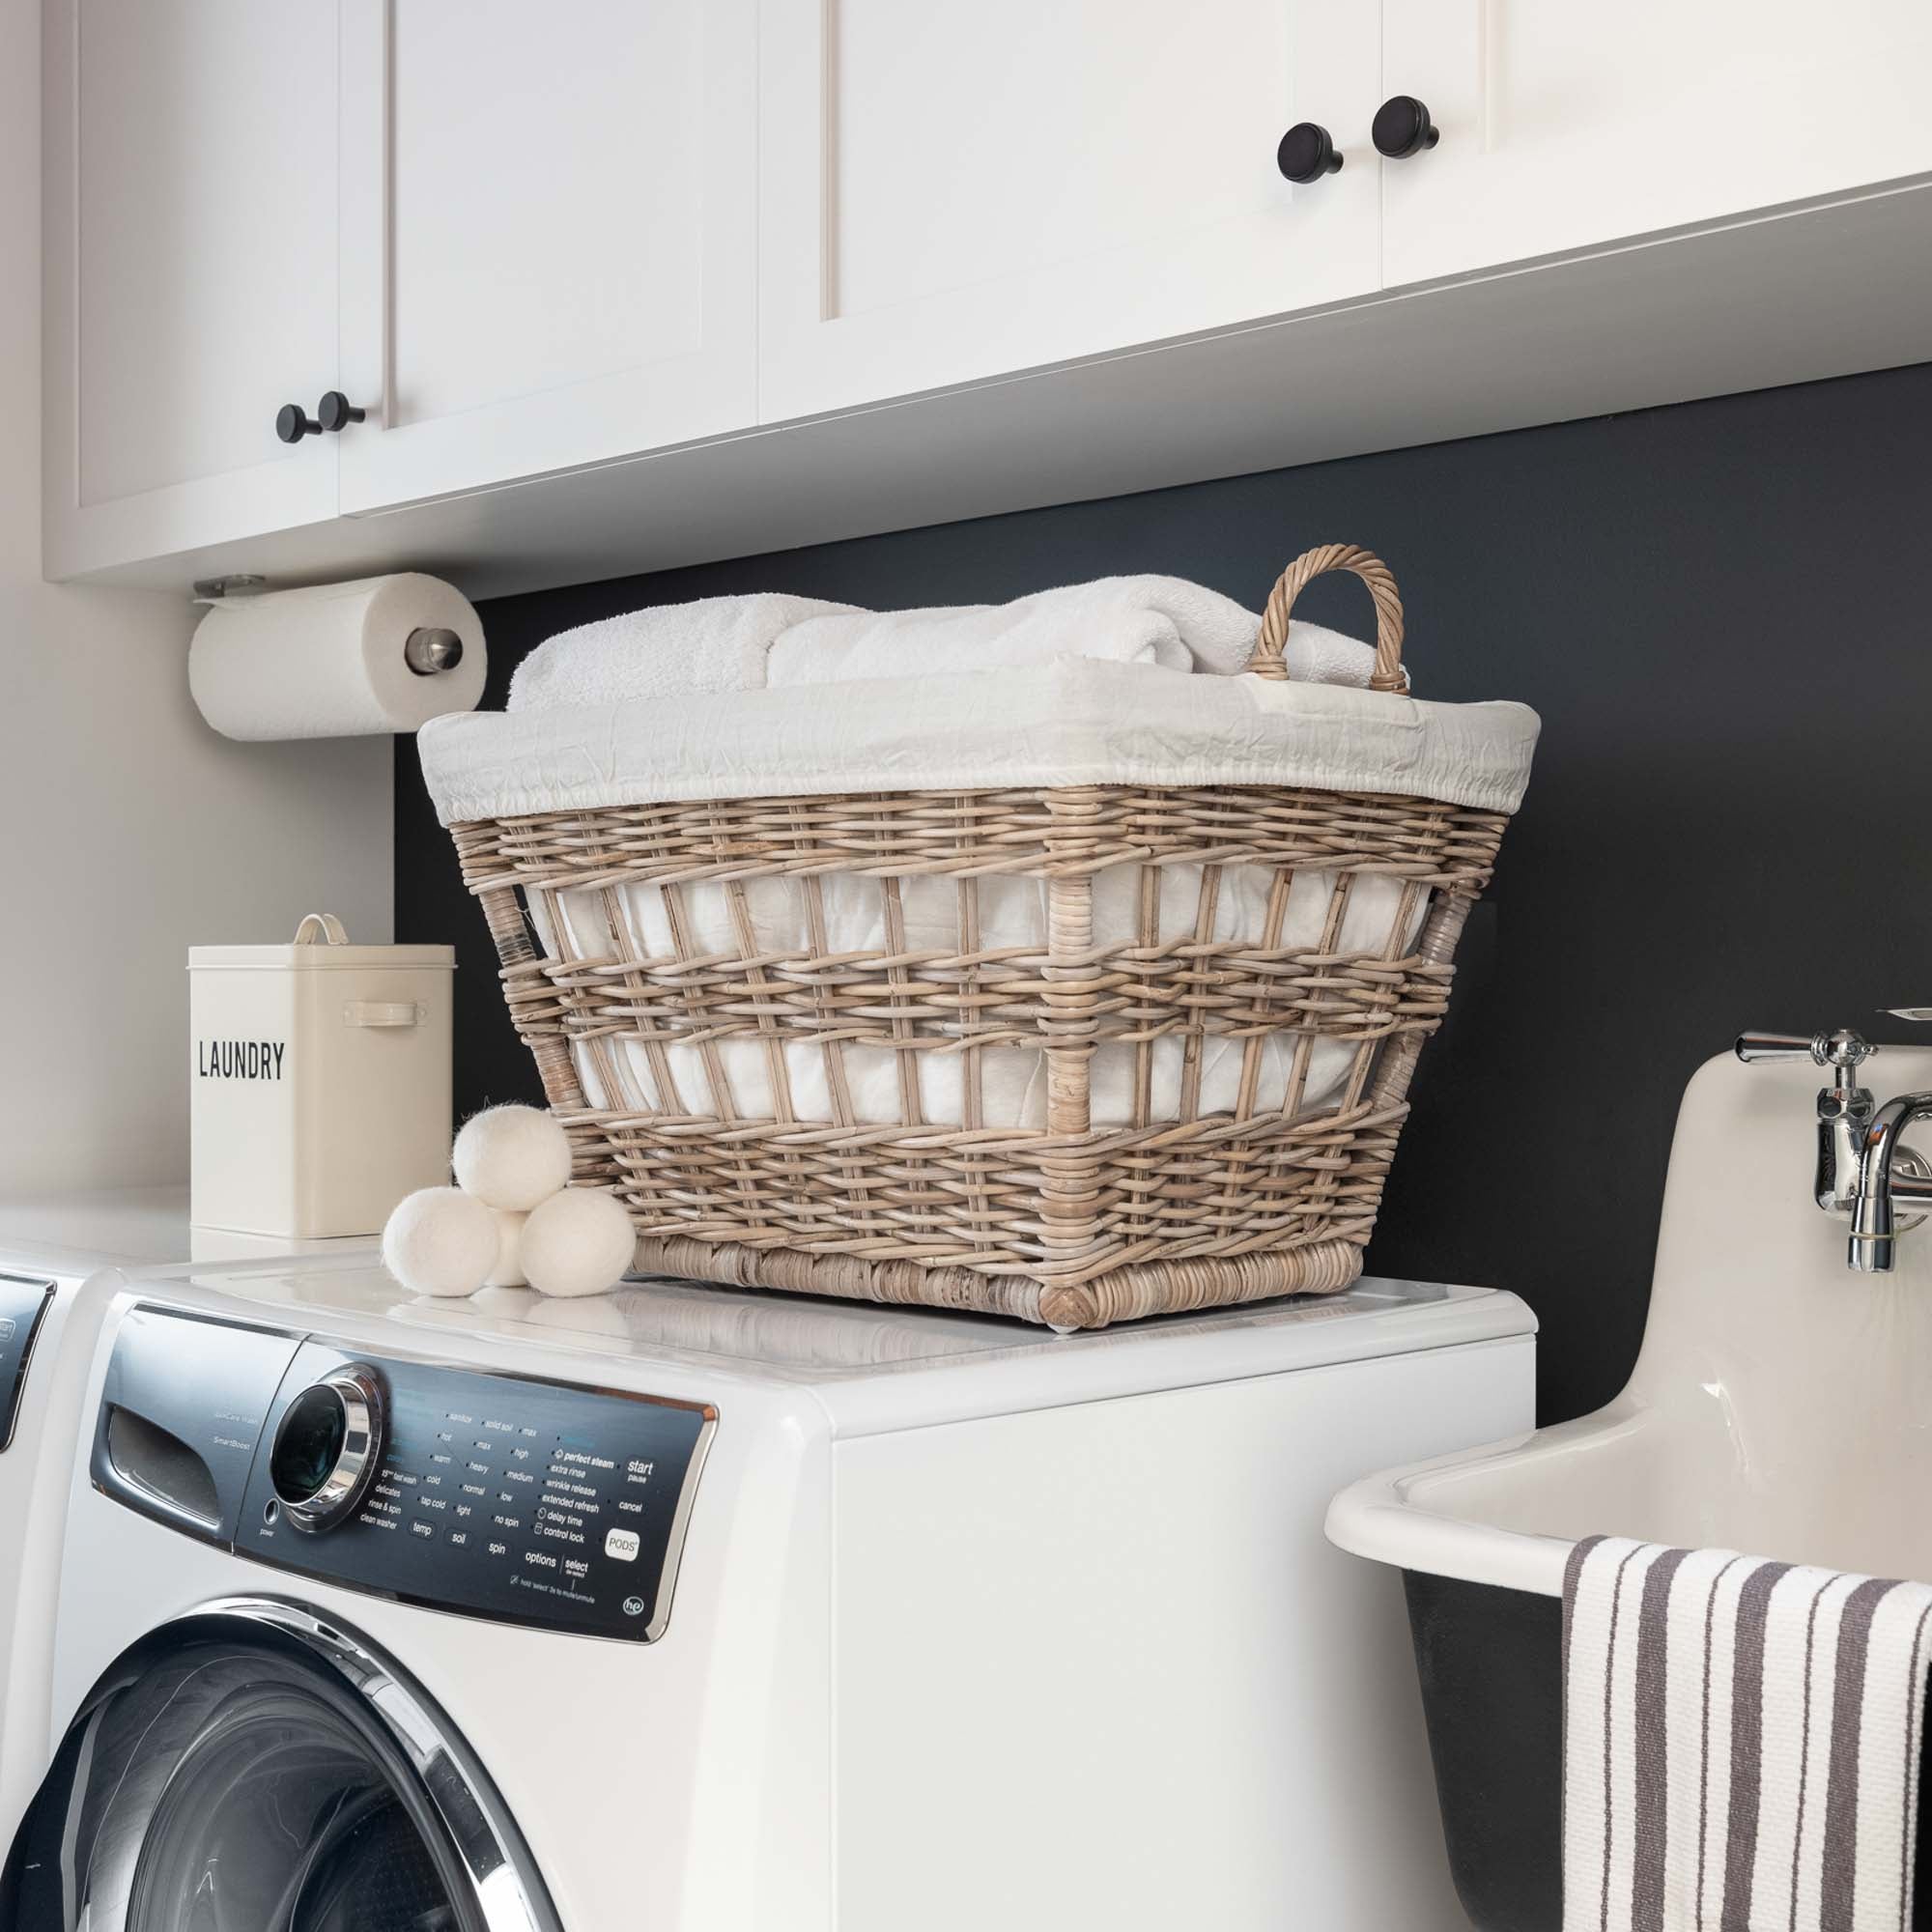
293;913;349;948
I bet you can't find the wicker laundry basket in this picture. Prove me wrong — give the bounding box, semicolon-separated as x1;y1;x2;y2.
448;546;1517;1329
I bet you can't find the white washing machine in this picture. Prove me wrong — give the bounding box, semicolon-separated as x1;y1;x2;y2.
0;1188;374;1853
3;1255;1535;1931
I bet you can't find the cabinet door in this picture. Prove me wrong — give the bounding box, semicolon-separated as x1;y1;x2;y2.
757;0;1381;425
1381;0;1932;289
334;0;757;515
43;0;341;579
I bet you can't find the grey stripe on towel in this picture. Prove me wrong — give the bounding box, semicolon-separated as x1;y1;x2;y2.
1721;1562;1791;1930
1633;1546;1690;1932
1821;1577;1893;1931
1562;1539;1932;1932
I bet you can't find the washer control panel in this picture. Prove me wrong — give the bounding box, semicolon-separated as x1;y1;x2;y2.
240;1342;712;1640
93;1309;715;1642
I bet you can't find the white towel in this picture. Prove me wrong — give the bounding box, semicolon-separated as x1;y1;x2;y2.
766;575;1265;683
506;575;1382;711
510;591;857;709
1562;1535;1932;1932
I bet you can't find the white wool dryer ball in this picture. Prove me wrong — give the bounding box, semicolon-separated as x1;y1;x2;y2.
483;1208;528;1290
382;1186;498;1298
521;1186;637;1299
451;1104;574;1211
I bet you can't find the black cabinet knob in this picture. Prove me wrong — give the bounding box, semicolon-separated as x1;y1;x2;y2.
317;390;366;433
1277;122;1343;184
1372;95;1439;159
275;403;321;443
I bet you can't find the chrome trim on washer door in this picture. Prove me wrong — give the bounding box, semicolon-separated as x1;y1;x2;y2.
195;1596;561;1932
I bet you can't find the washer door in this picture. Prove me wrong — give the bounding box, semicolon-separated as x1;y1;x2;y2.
2;1603;556;1932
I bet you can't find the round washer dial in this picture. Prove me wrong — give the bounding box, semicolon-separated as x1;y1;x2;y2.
269;1365;385;1533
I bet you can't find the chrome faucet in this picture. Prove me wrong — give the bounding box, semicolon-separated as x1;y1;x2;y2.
1736;1027;1932;1270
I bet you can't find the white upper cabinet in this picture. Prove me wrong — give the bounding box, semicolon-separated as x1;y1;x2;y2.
43;4;1932;589
333;0;757;513
44;0;342;578
1380;0;1932;289
755;0;1383;425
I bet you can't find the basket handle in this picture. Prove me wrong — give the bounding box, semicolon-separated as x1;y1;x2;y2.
1244;544;1406;693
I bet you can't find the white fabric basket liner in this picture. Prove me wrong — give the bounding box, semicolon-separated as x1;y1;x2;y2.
419;659;1539;1134
419;658;1537;823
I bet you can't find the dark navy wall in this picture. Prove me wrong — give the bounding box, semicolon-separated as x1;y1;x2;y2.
396;362;1932;1426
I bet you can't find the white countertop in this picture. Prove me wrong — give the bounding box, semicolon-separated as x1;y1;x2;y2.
0;1185;375;1276
163;1254;1537;1432
0;1190;1535;1428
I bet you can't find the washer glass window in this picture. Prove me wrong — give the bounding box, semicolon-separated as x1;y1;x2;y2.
1;1609;554;1932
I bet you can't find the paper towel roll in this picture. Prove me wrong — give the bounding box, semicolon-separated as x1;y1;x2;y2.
188;574;488;740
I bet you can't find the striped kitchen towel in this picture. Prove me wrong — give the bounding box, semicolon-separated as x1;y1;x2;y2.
1563;1536;1932;1931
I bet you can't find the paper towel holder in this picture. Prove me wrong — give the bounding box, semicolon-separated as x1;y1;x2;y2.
191;574;268;603
404;627;465;676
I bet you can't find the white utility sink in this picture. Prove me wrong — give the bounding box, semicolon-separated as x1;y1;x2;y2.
1330;1043;1932;1594
1324;1043;1932;1931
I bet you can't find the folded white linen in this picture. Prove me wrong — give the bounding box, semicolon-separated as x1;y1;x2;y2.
509;591;858;711
506;575;1382;711
765;575;1271;685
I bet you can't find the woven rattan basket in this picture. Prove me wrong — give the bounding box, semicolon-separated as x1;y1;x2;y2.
450;545;1515;1329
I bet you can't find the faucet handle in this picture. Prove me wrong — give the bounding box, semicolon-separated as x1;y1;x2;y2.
1735;1028;1875;1070
1885;1009;1932;1023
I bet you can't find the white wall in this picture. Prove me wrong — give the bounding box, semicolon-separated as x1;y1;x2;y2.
1;0;392;1190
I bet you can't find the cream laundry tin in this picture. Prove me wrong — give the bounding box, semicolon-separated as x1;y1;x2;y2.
189;913;454;1237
